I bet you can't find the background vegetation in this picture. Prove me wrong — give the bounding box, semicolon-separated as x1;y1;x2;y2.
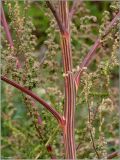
1;0;119;159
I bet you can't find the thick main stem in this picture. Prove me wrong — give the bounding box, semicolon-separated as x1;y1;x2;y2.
59;1;76;159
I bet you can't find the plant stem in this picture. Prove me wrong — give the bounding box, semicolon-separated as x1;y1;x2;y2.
1;76;64;125
35;125;59;160
46;1;66;35
45;125;59;147
74;11;120;92
59;1;76;159
107;151;120;159
1;4;14;48
69;0;83;21
87;101;100;159
1;4;21;68
76;102;99;152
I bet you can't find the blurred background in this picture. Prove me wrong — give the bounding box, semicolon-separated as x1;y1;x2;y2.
1;1;119;159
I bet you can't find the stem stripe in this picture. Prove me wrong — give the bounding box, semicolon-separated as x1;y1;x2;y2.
59;1;76;159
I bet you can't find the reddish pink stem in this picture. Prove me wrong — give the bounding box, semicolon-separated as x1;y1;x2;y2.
1;76;64;125
59;1;76;159
107;151;120;159
74;11;120;92
1;3;58;159
74;38;100;91
1;4;22;69
69;0;83;21
46;1;66;35
1;4;14;48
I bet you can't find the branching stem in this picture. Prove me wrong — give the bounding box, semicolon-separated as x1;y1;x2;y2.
1;4;14;47
69;0;83;21
87;101;100;159
74;11;120;92
46;1;66;35
1;4;21;68
59;1;76;159
1;76;64;125
107;151;120;159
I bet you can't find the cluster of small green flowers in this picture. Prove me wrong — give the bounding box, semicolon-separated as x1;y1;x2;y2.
43;17;61;82
77;9;119;155
23;56;40;89
78;67;118;158
81;72;93;102
99;10;110;38
79;15;97;26
39;108;59;151
38;13;65;146
74;2;90;19
2;1;119;158
46;86;64;113
78;71;108;158
97;30;119;89
96;1;119;71
97;132;107;158
4;84;15;113
71;4;98;67
99;98;114;113
72;4;118;156
1;84;39;158
111;31;119;66
2;2;47;156
110;0;120;13
99;0;119;43
2;0;39;90
6;1;36;54
35;88;62;151
96;99;112;158
23;95;58;158
24;96;44;139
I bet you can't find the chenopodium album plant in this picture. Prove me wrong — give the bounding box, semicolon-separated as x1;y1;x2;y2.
1;0;120;159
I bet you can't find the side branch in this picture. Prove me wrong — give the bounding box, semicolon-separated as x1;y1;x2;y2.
1;76;64;125
1;4;14;47
69;0;82;21
46;1;67;35
74;11;120;92
1;3;21;68
107;151;120;159
87;101;100;158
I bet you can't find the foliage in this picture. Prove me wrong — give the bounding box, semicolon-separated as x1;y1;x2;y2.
1;0;119;159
